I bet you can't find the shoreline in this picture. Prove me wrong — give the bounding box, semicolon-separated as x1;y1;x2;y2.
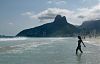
85;37;100;42
83;37;100;46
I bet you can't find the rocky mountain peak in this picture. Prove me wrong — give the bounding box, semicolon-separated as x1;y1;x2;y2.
54;15;67;24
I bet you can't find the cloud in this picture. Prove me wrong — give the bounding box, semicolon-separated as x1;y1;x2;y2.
47;0;66;4
76;3;100;21
21;11;34;19
22;3;100;25
21;12;33;16
82;0;86;2
8;22;14;26
31;8;74;21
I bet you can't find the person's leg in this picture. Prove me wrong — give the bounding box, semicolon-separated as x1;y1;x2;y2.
76;47;78;54
79;47;83;53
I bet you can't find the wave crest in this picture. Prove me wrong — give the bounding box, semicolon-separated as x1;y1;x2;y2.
0;37;27;41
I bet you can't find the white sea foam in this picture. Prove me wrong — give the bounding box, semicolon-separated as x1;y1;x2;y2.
84;51;93;53
5;39;56;54
0;37;27;41
6;42;47;54
84;40;100;46
84;41;90;43
0;38;71;54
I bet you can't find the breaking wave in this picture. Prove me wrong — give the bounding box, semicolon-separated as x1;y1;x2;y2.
0;37;27;41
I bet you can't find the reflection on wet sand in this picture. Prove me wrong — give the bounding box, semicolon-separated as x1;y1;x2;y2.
76;53;83;64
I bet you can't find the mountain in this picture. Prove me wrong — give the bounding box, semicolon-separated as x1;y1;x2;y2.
16;15;100;37
79;20;100;36
16;15;79;37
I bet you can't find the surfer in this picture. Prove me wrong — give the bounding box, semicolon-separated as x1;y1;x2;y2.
76;36;86;55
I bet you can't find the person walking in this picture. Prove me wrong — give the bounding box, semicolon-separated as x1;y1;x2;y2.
76;36;86;55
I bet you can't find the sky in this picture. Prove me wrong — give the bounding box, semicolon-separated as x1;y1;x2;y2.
0;0;100;36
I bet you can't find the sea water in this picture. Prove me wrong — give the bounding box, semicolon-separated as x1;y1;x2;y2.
0;37;100;64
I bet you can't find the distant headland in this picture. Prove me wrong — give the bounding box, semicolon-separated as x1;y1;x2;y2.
16;15;100;37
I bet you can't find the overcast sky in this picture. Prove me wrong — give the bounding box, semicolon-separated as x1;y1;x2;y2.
0;0;100;36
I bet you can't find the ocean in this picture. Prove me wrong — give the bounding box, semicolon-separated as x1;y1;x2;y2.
0;37;100;64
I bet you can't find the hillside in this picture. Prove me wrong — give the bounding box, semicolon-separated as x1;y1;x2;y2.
16;15;79;37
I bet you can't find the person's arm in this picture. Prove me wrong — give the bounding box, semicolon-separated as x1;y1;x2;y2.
81;40;86;47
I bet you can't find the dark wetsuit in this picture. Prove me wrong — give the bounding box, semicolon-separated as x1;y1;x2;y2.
78;40;82;48
76;39;83;54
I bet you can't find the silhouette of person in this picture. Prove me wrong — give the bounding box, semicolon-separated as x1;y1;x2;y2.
76;36;86;55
